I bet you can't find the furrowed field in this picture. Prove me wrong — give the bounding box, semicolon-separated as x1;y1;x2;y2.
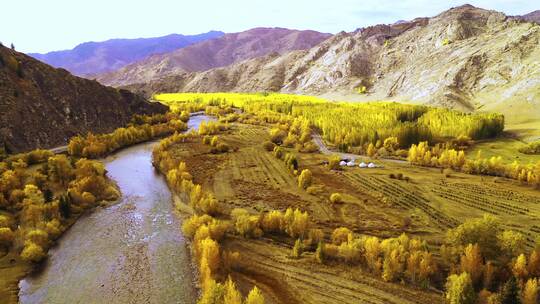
151;93;540;304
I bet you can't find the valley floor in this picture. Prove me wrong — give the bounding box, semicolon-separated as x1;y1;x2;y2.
165;122;540;303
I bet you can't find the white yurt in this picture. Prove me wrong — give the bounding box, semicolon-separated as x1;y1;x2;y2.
359;162;367;168
368;162;376;168
346;160;356;167
339;160;347;166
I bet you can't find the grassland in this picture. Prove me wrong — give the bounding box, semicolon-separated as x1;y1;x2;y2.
467;121;540;164
157;117;540;303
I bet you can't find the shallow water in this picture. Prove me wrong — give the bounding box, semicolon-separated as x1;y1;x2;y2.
19;115;214;304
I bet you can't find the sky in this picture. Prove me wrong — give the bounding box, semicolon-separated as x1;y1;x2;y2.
1;0;538;53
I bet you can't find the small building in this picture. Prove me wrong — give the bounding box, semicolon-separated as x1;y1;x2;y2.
368;162;377;168
339;160;347;166
359;162;367;168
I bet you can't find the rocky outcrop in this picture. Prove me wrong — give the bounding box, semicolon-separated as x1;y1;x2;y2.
0;45;166;153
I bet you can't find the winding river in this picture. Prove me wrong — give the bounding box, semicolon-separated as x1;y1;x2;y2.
18;114;214;304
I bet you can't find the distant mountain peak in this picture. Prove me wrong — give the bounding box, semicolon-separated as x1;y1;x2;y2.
29;31;225;76
97;27;331;87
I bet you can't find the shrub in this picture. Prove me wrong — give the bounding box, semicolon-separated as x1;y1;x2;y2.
210;136;219;147
518;141;540;155
284;153;298;172
261;210;284;233
222;250;241;272
272;146;284;160
301;142;319;153
315;242;325;263
297;169;312;189
284;208;309;238
269;128;287;144
262;141;276;151
307;228;324;245
332;227;352;245
21;241;46;262
25;229;49;248
45;219;62;239
0;227;14;247
292;238;303;258
330;193;343;204
215;143;230;153
234;213;262;238
0;215;11;228
182;214;213;238
328;155;341;170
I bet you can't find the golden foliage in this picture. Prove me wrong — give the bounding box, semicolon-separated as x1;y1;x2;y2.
245;286;265;304
20;241;46;262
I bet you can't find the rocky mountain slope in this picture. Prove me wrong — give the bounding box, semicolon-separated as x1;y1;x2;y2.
97;28;331;87
0;45;166;153
518;10;540;23
128;5;540;123
29;31;224;76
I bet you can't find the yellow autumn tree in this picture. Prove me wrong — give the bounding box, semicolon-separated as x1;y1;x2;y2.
460;244;484;287
297;169;312;189
522;278;538;304
513;253;529;282
245;286;265;304
223;276;242;304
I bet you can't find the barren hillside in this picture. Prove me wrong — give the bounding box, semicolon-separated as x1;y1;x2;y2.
0;45;166;153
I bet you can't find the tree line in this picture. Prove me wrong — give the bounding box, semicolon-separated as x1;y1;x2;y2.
0;152;119;263
408;142;540;187
155;93;504;151
68;114;188;158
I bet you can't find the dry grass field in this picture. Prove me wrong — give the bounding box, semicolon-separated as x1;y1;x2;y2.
163;120;540;303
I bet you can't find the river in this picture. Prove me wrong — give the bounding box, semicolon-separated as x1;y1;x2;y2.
18;114;214;304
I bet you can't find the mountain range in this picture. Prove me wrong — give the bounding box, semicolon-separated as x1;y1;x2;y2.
119;5;540;123
96;28;332;87
29;31;224;76
518;10;540;23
